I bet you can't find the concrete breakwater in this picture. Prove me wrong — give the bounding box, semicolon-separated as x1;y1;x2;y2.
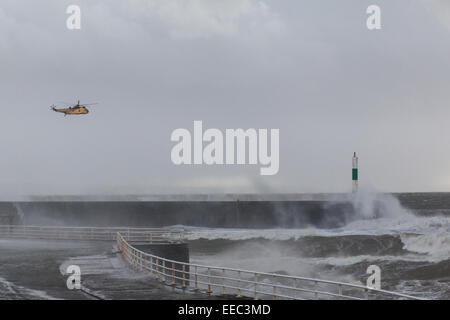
2;201;357;229
2;193;446;229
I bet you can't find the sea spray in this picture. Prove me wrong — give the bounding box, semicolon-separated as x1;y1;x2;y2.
328;187;412;220
12;203;25;223
269;188;413;229
350;189;411;219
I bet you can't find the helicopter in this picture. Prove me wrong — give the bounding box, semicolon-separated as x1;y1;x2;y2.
50;100;98;116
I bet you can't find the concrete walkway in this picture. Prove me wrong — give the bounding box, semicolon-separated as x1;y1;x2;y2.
0;239;221;300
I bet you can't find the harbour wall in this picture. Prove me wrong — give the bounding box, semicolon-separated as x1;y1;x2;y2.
4;201;356;229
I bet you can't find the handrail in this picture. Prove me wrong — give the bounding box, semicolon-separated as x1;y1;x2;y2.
117;232;424;300
0;225;184;243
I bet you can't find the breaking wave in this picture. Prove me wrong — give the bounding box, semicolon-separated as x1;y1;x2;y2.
401;230;450;262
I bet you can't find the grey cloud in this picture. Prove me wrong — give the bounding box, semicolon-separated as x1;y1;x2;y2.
422;0;450;30
0;0;449;196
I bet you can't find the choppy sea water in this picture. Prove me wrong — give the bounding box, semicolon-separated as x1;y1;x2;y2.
1;192;449;299
185;193;450;299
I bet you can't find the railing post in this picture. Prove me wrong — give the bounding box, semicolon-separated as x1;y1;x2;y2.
273;275;277;299
150;256;153;274
162;260;166;283
137;251;140;270
254;273;257;300
314;281;318;299
365;288;369;300
338;284;342;297
236;271;242;298
145;255;148;272
172;262;176;286
182;265;187;289
156;258;159;280
221;269;226;296
194;266;199;291
207;268;212;294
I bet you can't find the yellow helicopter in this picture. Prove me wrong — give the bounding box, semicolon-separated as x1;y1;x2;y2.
50;100;98;116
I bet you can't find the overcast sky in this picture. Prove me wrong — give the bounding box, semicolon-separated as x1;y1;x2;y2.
0;0;449;195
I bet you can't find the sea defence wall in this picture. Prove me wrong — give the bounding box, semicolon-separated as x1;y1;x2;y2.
8;201;358;229
0;203;22;225
2;193;446;229
6;193;444;229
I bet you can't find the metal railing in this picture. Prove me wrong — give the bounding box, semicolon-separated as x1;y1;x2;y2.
0;225;184;243
117;232;423;300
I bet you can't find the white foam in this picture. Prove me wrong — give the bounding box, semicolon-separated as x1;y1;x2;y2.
183;215;450;241
304;254;430;266
400;229;450;262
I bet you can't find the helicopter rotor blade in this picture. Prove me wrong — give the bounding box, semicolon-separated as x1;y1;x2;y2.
53;101;99;107
55;101;74;107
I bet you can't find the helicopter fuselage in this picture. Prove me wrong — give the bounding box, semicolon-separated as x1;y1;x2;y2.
52;105;89;115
